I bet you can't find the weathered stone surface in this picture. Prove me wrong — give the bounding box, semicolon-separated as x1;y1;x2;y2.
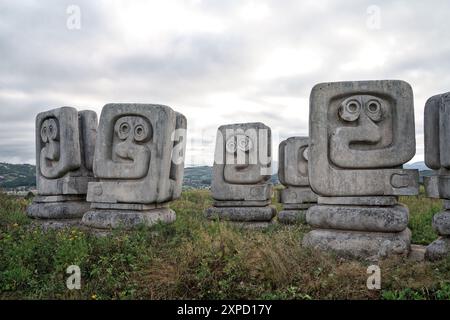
302;228;411;260
27;201;90;219
83;104;186;229
205;206;276;222
282;203;312;210
278;210;306;224
280;187;317;204
425;237;450;261
318;196;397;206
35;107;97;196
278;137;318;209
309;80;418;197
82;208;176;229
306;204;409;232
87;104;186;204
210;122;272;202
27;107;97;220
432;210;450;235
213;200;271;207
444;200;450;210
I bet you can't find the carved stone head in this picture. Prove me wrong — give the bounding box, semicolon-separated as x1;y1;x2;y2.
35;107;97;195
87;104;187;204
309;80;418;197
278;137;310;187
211;122;272;202
424;92;450;199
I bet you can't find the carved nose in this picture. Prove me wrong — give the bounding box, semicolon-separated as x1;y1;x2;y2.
115;139;134;160
44;140;60;161
355;113;381;144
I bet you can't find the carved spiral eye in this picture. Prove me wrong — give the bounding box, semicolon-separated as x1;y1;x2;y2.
47;118;58;140
226;137;237;153
40;120;49;143
237;135;252;152
134;124;148;142
365;99;382;122
117;122;131;140
339;99;361;122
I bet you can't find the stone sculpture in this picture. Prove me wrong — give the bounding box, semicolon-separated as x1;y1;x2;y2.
27;107;97;224
423;92;450;260
205;122;275;228
277;137;317;224
82;103;187;229
303;80;419;259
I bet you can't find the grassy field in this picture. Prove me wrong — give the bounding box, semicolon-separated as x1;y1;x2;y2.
1;188;450;300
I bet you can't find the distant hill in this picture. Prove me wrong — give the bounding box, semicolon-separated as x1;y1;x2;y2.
0;161;434;190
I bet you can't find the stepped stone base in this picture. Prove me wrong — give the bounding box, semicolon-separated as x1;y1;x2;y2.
27;198;90;219
82;207;176;230
205;205;276;222
302;228;411;260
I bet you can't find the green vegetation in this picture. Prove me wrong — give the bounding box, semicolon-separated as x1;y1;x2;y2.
0;163;35;189
0;190;449;300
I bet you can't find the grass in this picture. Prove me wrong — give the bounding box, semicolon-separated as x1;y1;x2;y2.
0;189;449;300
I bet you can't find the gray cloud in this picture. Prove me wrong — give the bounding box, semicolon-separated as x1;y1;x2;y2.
1;0;450;165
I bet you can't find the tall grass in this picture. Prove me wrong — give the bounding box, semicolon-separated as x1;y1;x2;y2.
0;190;449;300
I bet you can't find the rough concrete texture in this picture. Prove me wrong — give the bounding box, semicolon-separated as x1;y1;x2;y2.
278;137;317;213
210;122;272;202
309;80;418;197
27;201;91;219
423;93;450;260
83;104;186;229
302;228;411;260
205;206;276;222
82;208;176;230
318;196;398;206
27;107;97;221
425;237;450;261
87;104;186;204
278;210;307;224
306;204;409;232
213;200;271;207
432;210;450;235
35;107;97;196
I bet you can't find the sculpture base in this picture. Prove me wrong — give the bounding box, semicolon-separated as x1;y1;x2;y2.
425;237;450;261
278;210;307;224
302;228;411;260
432;210;450;235
27;197;90;219
205;205;276;223
82;207;176;230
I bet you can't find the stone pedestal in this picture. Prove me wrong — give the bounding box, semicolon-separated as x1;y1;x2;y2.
82;203;176;230
425;200;450;261
303;197;412;260
278;187;317;224
205;201;276;229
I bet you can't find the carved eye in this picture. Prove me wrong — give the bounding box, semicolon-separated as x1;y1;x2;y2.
134;124;148;142
47;118;58;140
117;122;131;140
237;135;252;152
365;99;382;122
40;121;48;143
302;147;309;161
226;137;237;153
339;99;361;122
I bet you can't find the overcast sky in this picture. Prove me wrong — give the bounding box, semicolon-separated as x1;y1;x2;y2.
1;0;449;166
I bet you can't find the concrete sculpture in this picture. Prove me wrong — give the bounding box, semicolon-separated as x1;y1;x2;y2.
277;137;317;224
303;80;419;259
82;103;186;229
